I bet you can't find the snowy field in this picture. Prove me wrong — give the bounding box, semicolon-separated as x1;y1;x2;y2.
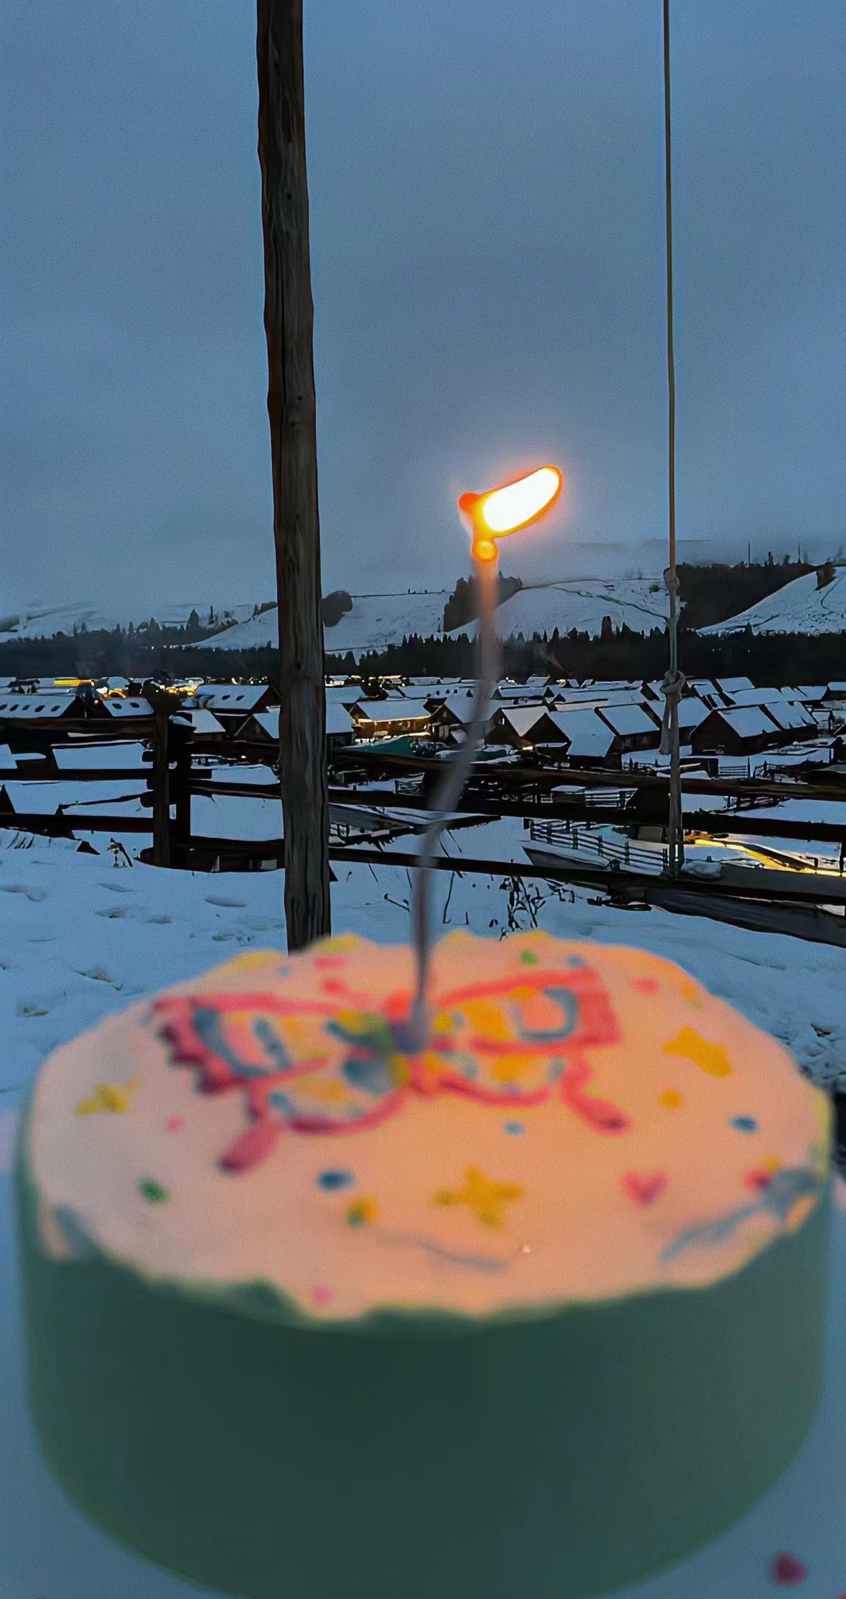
702;567;846;637
1;842;844;1597
451;577;669;641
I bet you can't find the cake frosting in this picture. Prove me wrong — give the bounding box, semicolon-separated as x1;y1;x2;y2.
27;931;829;1322
17;931;832;1599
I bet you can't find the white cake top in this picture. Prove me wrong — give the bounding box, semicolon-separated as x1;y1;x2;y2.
23;932;829;1324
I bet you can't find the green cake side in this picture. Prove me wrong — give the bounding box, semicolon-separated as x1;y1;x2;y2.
16;1154;831;1599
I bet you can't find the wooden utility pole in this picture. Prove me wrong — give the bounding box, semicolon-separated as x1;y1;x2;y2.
256;0;331;947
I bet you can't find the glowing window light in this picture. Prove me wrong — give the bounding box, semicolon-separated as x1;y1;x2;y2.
459;466;562;561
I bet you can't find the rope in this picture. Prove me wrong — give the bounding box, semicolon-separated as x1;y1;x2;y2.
662;0;684;874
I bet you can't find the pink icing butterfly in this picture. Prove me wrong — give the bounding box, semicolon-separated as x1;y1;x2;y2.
155;964;626;1173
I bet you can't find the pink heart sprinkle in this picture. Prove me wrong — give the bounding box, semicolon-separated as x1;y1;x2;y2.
771;1551;808;1585
622;1171;668;1206
633;976;659;994
311;1285;334;1308
166;1116;186;1134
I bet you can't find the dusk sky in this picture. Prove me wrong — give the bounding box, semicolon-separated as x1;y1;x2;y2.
2;0;844;610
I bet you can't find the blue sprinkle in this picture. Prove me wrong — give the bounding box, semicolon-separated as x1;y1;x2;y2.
505;1121;526;1136
730;1116;758;1133
567;955;586;968
318;1170;355;1191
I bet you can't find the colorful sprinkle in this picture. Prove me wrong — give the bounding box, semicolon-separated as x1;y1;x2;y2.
318;1169;355;1190
622;1171;668;1206
166;1116;186;1134
504;1121;526;1136
771;1551;808;1585
731;1115;758;1133
633;976;658;994
435;1166;523;1229
745;1169;774;1192
660;1089;683;1108
311;1285;334;1307
315;956;347;970
75;1078;139;1116
519;950;540;965
346;1196;379;1226
139;1179;169;1203
663;1027;732;1078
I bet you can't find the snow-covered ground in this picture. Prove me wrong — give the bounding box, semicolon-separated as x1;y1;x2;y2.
1;842;844;1598
451;577;669;641
701;567;846;636
0;600;256;642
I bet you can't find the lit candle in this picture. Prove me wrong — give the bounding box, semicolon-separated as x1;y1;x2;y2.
409;465;564;1048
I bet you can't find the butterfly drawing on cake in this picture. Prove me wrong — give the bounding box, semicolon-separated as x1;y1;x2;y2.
154;963;626;1173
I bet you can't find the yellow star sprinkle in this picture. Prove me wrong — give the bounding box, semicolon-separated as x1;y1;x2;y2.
435;1166;524;1229
346;1197;380;1227
662;1027;732;1078
660;1089;684;1108
75;1077;139;1116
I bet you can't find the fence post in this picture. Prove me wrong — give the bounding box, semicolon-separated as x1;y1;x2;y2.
151;709;171;868
170;718;194;868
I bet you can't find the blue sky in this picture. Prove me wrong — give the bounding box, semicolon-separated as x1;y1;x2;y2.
2;0;843;606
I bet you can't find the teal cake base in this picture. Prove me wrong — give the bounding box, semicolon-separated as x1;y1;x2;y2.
17;1167;831;1599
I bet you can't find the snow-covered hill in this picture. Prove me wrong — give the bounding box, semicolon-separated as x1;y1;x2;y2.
199;592;452;654
198;580;669;656
701;567;846;636
0;601;256;643
450;578;669;641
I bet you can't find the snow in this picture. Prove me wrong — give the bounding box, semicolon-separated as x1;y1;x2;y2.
199;592;452;655
710;707;779;740
0;842;844;1596
702;566;846;636
546;709;616;756
174;709;226;736
353;700;433;726
194;684;271;713
596;703;658;738
452;578;670;641
493;705;549;740
0;601;256;644
0;694;77;719
53;742;147;771
102;697;153;718
0;745;17;772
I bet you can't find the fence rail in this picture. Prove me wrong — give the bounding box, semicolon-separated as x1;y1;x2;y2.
529;818;668;874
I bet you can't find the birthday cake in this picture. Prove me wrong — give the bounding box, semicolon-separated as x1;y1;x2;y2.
17;931;831;1598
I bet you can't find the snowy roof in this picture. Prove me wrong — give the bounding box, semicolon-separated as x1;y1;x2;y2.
0;744;16;771
596;703;657;737
0;695;77;719
102;697;153;717
676;697;710;731
793;686;827;701
174;709;226;735
494;705;550;739
709;707;776;739
325;684;363;705
433;693;478;725
715;676;754;694
547;709;615;757
352;701;432;725
326;703;355;738
194;683;270;713
763;701;815;732
724;685;784;707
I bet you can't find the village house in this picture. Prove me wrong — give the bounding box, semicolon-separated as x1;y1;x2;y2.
691;706;783;757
